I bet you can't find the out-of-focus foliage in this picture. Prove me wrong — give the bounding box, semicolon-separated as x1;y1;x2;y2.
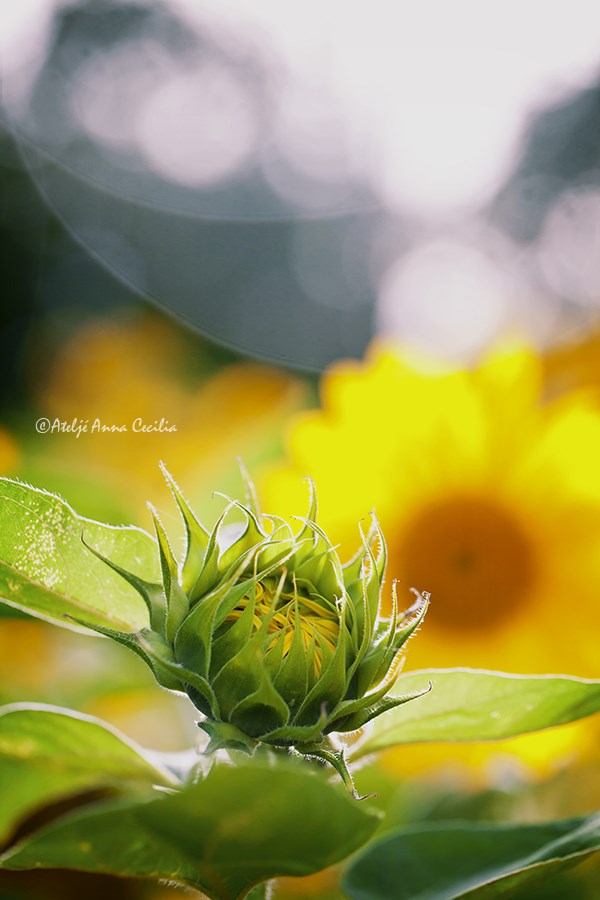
0;704;176;844
1;751;380;900
342;813;600;900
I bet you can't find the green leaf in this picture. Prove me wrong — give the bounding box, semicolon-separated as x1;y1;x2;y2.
245;885;269;900
351;668;600;760
0;478;159;632
341;814;600;899
0;757;381;899
0;703;176;843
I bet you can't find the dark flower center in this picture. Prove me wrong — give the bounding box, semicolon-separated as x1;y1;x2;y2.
398;496;536;630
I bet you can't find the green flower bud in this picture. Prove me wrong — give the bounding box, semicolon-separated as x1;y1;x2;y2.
86;464;429;795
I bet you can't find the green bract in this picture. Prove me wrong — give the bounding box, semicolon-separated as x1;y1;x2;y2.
83;465;429;794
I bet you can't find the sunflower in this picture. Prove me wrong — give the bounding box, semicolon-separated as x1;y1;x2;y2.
261;343;600;776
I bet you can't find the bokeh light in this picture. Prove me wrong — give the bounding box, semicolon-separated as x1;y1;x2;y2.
537;188;600;308
378;238;509;360
4;0;600;368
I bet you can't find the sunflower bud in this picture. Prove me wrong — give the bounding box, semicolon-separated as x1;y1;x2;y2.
85;465;429;794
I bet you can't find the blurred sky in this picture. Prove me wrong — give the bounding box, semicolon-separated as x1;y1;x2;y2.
175;0;600;215
4;0;600;213
3;0;600;367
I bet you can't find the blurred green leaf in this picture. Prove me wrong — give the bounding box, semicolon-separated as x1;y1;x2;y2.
342;814;600;899
0;703;176;843
1;757;381;899
0;478;158;632
246;885;269;899
351;669;600;760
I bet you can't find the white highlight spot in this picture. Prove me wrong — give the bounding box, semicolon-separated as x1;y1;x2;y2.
378;239;508;360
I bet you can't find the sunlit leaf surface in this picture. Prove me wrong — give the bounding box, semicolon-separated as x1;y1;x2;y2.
0;478;158;631
352;669;600;759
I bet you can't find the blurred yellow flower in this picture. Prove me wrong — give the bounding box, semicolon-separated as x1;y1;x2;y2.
0;620;50;696
85;689;194;753
261;343;600;777
264;343;600;675
0;428;19;474
273;865;341;899
34;313;307;520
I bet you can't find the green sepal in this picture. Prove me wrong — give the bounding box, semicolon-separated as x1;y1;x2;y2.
253;528;298;570
210;633;268;721
354;589;428;697
272;597;309;712
149;504;189;643
262;515;296;545
262;705;329;745
359;521;384;637
211;547;296;631
392;589;430;651
209;579;263;679
303;629;320;696
212;579;290;733
209;554;296;678
230;674;290;739
345;574;375;692
326;647;412;734
188;505;233;602
134;632;220;719
213;496;266;574
238;458;261;518
160;463;210;595
293;549;343;611
353;578;401;694
174;582;226;680
199;545;306;672
293;519;345;601
368;589;429;692
327;682;432;735
371;515;387;587
198;719;257;755
342;529;372;615
295;477;318;542
81;534;164;633
175;562;271;686
294;742;373;800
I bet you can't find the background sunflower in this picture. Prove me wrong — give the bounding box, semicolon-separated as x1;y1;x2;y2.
261;343;600;781
262;343;600;675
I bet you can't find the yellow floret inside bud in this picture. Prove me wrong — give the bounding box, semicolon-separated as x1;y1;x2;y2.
226;577;339;675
